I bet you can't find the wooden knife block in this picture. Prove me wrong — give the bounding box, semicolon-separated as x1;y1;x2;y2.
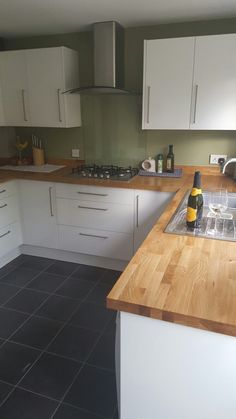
33;147;45;166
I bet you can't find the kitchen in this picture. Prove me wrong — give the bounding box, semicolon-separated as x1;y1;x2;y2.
0;1;236;419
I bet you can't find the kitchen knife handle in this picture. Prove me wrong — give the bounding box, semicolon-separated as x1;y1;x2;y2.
193;84;198;124
136;195;139;228
49;186;54;217
57;89;62;122
147;86;151;124
21;89;28;121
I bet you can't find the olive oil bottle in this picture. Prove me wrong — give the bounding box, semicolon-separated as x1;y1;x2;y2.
186;171;203;230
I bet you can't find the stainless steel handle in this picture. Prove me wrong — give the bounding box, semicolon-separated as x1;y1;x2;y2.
0;204;7;209
21;89;28;121
147;86;151;124
0;189;6;194
57;89;62;122
79;232;108;239
77;192;108;197
0;230;10;239
49;186;54;217
136;195;139;228
78;205;108;211
193;84;198;124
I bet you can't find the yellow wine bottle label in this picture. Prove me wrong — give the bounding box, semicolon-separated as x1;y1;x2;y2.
186;206;197;222
191;188;202;197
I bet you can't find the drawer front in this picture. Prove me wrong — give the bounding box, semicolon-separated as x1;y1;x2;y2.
0;181;17;199
55;183;134;204
56;198;134;233
0;222;22;258
58;225;133;261
0;195;19;229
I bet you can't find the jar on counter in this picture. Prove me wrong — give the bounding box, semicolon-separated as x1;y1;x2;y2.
157;154;163;173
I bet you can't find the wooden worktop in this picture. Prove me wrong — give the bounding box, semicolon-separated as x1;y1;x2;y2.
107;172;236;338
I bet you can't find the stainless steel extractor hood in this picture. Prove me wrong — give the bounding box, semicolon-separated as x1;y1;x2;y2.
64;21;135;95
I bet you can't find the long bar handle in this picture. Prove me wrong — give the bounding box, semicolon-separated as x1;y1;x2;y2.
0;204;7;209
0;189;6;194
78;205;108;211
21;89;28;121
193;84;198;124
147;86;151;124
77;191;108;197
0;230;10;239
79;232;108;239
57;89;62;122
136;195;139;228
49;186;54;217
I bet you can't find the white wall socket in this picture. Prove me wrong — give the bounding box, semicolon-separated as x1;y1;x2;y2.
209;154;227;165
72;149;80;158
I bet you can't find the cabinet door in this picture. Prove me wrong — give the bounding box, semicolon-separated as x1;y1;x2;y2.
19;180;58;248
0;51;30;126
0;84;5;126
134;190;173;252
26;48;66;127
142;38;194;129
191;34;236;130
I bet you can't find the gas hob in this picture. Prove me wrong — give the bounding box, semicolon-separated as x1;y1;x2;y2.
70;165;138;181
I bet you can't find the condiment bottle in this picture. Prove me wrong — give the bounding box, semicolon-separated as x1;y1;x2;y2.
166;145;174;173
157;154;163;173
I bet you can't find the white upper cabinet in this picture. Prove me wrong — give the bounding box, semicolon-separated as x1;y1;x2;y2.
0;47;81;128
190;34;236;130
26;47;81;127
142;37;195;129
0;50;31;126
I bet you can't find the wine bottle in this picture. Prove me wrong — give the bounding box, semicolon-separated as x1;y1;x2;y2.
186;171;203;230
166;145;174;173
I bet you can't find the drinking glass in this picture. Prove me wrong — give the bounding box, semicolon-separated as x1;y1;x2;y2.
208;189;228;218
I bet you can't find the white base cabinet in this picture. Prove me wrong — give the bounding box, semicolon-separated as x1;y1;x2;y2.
18;180;58;248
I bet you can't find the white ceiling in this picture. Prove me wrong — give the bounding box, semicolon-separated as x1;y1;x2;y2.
0;0;236;38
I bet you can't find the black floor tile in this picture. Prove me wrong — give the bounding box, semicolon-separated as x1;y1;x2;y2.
48;325;99;362
53;403;104;419
20;255;53;271
0;341;39;384
72;265;105;282
0;268;39;287
10;316;62;349
100;269;121;286
65;365;117;417
0;308;29;339
4;289;48;314
35;295;79;322
0;381;14;404
69;302;114;331
0;388;58;419
0;256;24;279
26;272;66;293
88;331;115;371
0;283;20;305
86;283;112;307
46;261;78;277
56;277;94;300
21;353;81;400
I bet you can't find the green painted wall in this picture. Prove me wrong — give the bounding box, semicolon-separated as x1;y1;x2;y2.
4;17;236;166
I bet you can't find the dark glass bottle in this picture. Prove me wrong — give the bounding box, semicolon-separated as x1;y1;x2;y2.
166;145;174;173
186;171;204;230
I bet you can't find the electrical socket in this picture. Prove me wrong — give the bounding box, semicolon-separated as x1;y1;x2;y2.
72;149;80;158
209;154;227;165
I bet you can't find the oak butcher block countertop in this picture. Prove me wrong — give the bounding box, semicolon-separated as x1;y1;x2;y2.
107;171;236;338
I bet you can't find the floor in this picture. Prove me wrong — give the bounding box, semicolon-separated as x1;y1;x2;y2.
0;255;119;419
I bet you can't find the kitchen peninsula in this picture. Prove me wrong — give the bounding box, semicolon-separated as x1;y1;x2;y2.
107;171;236;419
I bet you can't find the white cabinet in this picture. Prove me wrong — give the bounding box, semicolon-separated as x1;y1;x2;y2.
26;47;81;127
0;50;30;126
19;180;58;248
190;34;236;130
0;47;81;128
142;38;195;129
134;190;173;252
0;84;5;125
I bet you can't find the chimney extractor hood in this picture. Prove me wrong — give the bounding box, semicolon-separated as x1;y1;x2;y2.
64;21;137;95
